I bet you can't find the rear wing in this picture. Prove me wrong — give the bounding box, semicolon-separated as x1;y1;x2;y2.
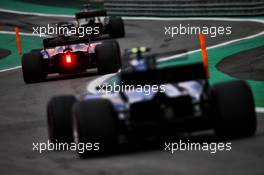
43;36;90;48
120;62;207;85
75;10;107;19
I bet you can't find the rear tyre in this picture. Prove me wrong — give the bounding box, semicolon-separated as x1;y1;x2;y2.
47;95;76;144
95;42;120;74
22;52;46;83
72;99;118;158
108;17;125;38
211;80;256;139
102;40;122;67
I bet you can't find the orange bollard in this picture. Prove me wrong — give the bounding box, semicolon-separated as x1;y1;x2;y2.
15;27;22;55
199;33;209;78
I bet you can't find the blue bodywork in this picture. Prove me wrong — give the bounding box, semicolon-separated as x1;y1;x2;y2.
82;47;205;120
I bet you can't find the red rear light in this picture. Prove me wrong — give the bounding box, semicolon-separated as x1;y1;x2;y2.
64;52;74;64
66;54;72;63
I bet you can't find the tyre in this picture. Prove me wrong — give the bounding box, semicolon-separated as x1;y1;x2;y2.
211;80;256;139
22;52;46;83
72;99;118;158
108;17;125;38
103;40;122;67
95;42;120;74
103;40;120;55
47;95;76;144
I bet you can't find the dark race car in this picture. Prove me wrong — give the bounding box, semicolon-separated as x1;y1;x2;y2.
21;36;121;83
57;9;125;39
47;47;257;157
75;9;125;38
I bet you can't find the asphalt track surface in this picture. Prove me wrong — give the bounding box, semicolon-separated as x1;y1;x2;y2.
217;45;264;81
0;48;11;59
0;11;264;174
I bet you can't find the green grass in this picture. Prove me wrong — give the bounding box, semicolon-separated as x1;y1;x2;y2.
158;34;264;107
0;0;77;15
0;34;43;70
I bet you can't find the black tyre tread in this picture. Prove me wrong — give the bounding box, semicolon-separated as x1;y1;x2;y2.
102;40;122;67
95;42;120;74
108;17;125;38
211;80;256;139
22;52;46;83
72;99;117;157
47;95;76;144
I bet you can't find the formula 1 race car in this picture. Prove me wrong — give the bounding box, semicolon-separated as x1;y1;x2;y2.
47;47;256;157
21;36;121;83
75;9;125;38
57;9;125;39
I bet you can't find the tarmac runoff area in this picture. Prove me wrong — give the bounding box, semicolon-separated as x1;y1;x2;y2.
217;45;264;81
0;48;11;60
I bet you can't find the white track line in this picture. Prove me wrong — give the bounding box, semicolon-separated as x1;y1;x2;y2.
0;66;21;73
123;16;264;24
159;30;264;62
86;72;264;113
256;108;264;113
86;73;117;94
